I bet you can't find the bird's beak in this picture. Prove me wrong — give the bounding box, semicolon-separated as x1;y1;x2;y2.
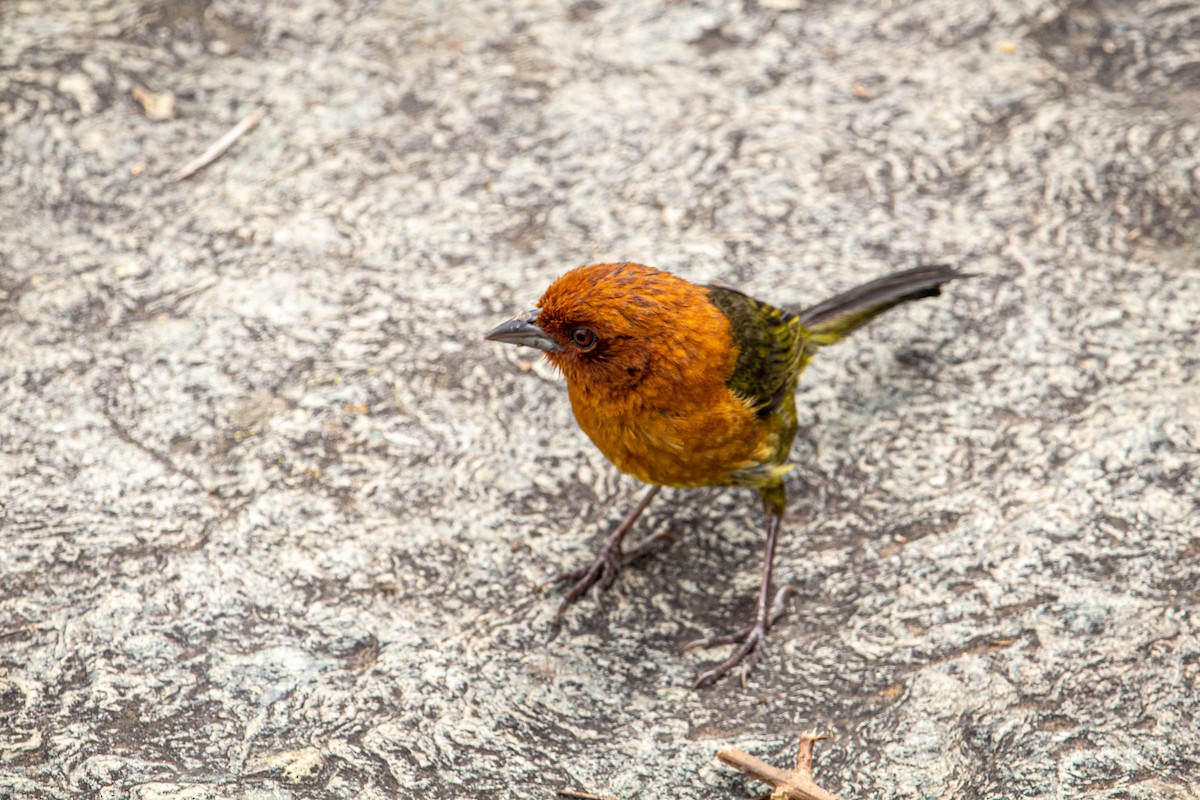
484;308;562;353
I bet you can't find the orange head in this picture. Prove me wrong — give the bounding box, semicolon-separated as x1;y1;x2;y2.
485;262;733;392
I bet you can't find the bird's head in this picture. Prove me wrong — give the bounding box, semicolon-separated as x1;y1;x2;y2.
485;262;732;393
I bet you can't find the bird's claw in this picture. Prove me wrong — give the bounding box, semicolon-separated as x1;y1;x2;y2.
552;548;619;620
547;531;676;621
686;585;795;688
688;624;767;689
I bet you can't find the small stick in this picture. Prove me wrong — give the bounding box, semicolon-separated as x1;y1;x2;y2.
555;791;616;800
172;105;267;181
716;732;843;800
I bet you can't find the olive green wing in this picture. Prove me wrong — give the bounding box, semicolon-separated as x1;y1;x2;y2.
705;285;810;419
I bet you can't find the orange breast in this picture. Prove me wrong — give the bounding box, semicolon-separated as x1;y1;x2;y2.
561;298;772;487
568;377;770;487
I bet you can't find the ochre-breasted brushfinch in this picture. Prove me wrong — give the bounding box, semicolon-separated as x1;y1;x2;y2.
487;262;966;687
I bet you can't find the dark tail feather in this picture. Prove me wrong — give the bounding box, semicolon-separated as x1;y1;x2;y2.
795;264;969;345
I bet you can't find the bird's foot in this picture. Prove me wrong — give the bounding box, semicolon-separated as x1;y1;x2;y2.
546;531;675;620
685;585;795;688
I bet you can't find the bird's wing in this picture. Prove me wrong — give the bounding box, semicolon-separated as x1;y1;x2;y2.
705;285;808;419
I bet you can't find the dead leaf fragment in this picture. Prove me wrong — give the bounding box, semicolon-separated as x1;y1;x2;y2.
132;86;176;120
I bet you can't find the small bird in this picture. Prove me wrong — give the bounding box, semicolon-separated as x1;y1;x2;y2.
486;262;967;687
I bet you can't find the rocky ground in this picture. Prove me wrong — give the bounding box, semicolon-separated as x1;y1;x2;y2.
1;0;1198;798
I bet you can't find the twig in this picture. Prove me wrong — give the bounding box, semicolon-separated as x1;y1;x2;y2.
172;106;267;181
555;791;616;800
716;731;843;800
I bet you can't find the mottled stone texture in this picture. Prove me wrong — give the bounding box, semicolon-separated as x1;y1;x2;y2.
1;0;1198;798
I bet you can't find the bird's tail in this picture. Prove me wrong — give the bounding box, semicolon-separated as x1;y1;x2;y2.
795;264;967;347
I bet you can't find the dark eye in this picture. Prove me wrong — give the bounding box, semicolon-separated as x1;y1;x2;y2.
569;327;598;351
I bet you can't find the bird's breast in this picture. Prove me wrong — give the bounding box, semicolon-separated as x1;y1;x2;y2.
567;375;772;488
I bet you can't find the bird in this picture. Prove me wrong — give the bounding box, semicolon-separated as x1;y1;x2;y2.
485;261;968;687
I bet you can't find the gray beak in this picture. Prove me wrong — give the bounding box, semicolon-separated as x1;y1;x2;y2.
484;308;562;353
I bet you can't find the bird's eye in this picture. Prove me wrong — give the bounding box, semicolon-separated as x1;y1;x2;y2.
569;327;598;351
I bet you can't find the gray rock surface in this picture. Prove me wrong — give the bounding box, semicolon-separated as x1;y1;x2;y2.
2;0;1198;798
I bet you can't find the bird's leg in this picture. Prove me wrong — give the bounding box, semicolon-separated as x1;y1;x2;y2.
547;484;667;619
686;485;794;688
